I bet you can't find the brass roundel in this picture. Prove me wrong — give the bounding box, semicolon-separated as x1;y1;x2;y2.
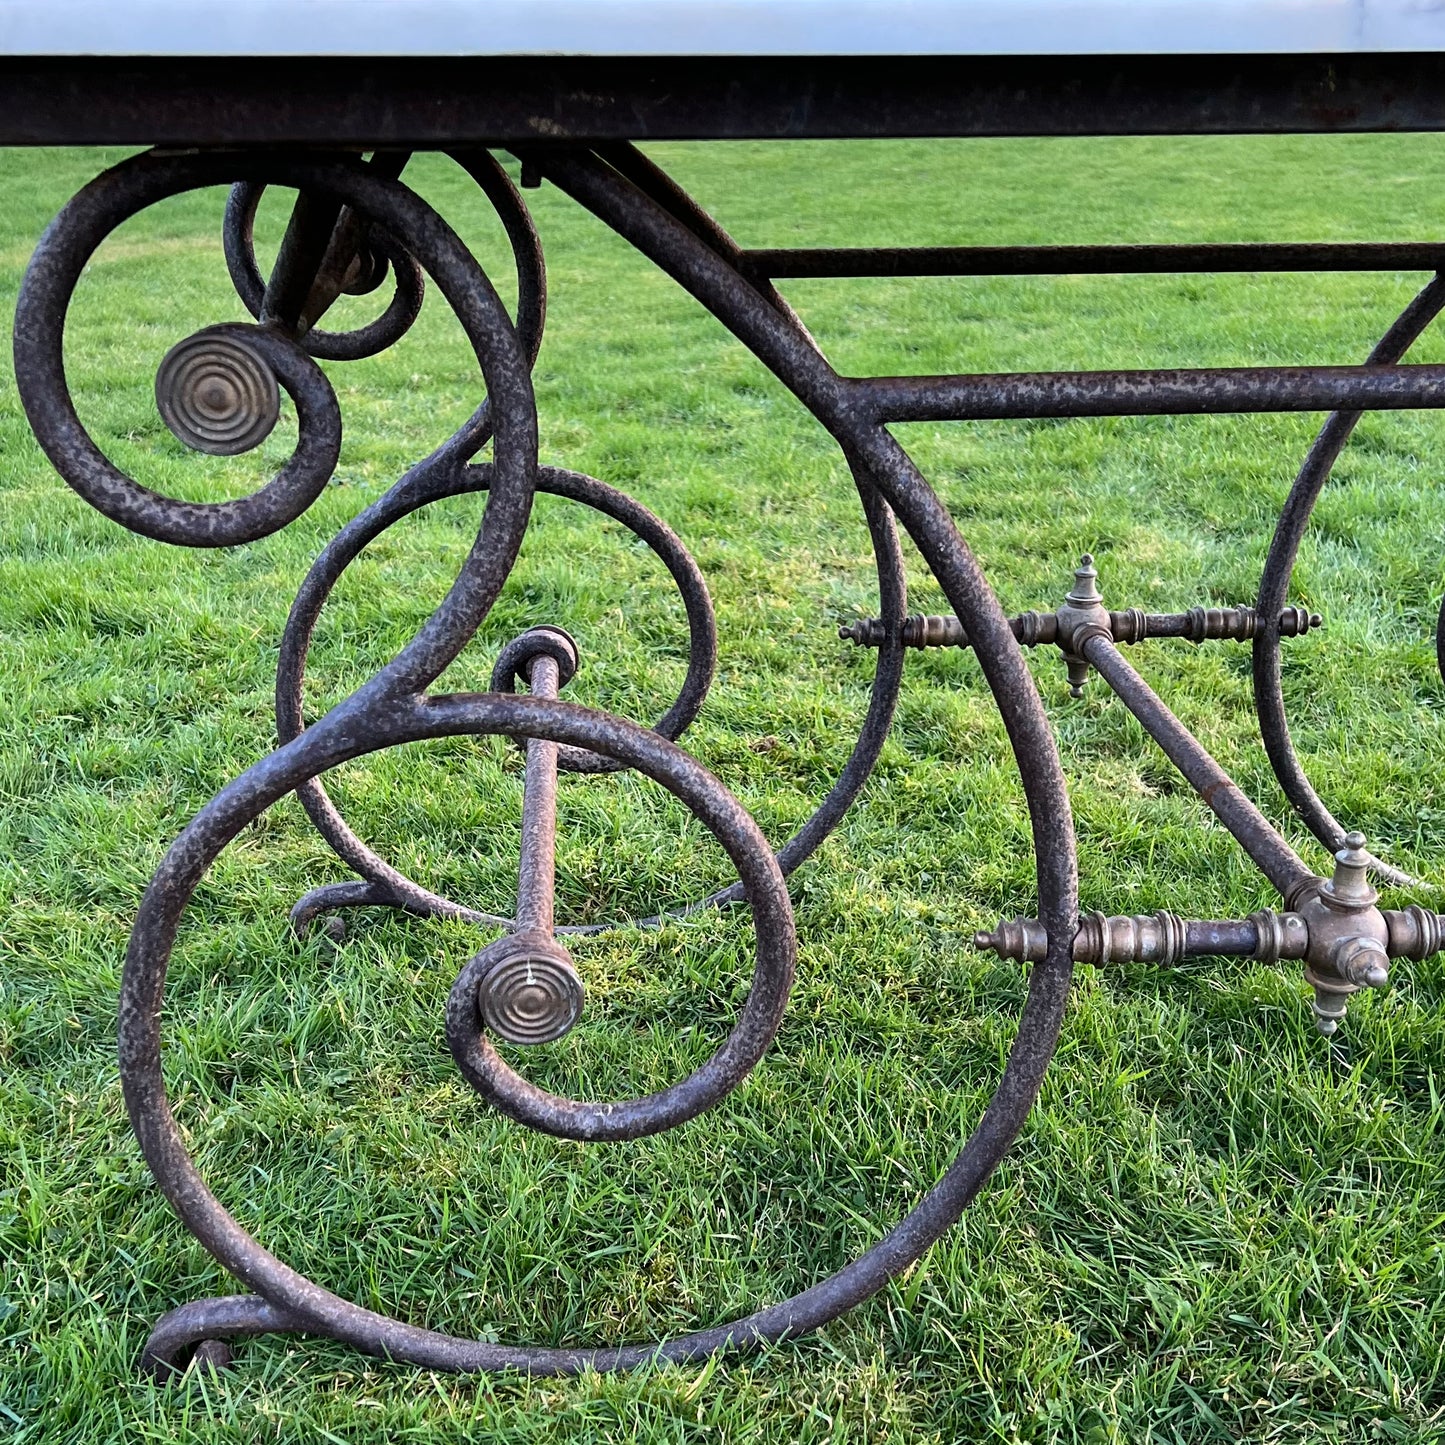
154;330;281;456
476;936;584;1046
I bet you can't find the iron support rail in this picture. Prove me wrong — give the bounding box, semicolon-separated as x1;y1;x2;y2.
858;363;1445;422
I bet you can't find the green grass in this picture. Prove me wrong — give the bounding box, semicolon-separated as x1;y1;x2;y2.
4;136;1445;1442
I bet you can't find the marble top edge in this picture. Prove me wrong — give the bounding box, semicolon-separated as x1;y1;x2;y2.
5;1;1445;59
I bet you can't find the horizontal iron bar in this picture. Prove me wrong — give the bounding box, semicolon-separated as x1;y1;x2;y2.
13;54;1445;147
859;364;1445;421
744;243;1445;279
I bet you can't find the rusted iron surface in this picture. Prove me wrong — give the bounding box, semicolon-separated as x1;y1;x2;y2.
12;133;1445;1381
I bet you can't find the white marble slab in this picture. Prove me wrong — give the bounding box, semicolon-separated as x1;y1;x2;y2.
4;0;1445;58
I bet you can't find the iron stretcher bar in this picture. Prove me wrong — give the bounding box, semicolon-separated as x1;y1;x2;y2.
858;364;1445;421
743;242;1445;279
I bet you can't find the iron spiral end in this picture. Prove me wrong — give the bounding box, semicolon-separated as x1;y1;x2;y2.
475;933;584;1046
155;328;280;456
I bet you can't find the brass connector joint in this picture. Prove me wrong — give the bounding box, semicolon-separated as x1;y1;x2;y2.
1286;833;1392;1033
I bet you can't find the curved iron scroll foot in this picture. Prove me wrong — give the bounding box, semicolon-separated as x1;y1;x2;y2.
122;695;1063;1375
141;1295;306;1380
287;878;517;936
124;683;1062;1378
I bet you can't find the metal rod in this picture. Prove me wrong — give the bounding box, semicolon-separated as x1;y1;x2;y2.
514;653;560;938
295;151;415;333
593;142;822;343
260;152;415;338
743;243;1445;280
259;190;346;334
859;363;1445;422
841;605;1320;651
1184;919;1262;956
974;910;1317;964
1079;632;1311;897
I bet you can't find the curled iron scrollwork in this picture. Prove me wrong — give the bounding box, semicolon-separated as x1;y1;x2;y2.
16;142;947;1379
14;154;344;546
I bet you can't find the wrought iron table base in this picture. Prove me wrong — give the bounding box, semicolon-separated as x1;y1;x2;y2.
12;140;1445;1378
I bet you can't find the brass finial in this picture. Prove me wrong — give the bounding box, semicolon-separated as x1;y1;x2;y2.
1323;830;1376;911
1064;554;1103;609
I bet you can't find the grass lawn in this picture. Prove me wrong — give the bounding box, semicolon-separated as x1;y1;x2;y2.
4;136;1445;1442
